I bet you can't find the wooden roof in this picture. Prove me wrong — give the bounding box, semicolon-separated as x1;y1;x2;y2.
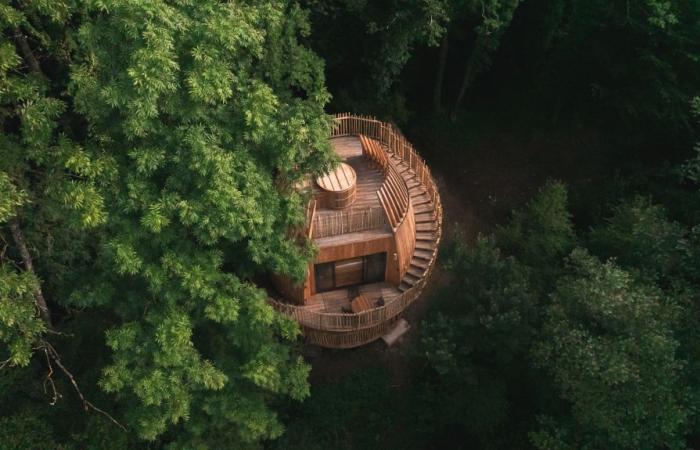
316;162;356;192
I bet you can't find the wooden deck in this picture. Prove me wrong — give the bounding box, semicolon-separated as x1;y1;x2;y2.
313;137;386;220
305;282;400;314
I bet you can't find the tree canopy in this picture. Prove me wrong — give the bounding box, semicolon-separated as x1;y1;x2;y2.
1;0;333;447
3;0;700;449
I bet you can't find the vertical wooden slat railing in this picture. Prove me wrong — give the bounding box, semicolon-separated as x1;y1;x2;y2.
358;134;410;231
269;114;443;344
311;206;388;238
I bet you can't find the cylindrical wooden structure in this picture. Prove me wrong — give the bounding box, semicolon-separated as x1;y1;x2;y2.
316;162;357;209
270;115;444;349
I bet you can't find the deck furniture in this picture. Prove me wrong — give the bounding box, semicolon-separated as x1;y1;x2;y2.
350;294;373;313
316;162;357;209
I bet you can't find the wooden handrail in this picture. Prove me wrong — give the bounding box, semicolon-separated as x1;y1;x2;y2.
311;206;387;238
358;134;410;231
269;114;444;336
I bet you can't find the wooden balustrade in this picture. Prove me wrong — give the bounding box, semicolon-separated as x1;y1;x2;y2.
311;206;387;238
301;317;400;348
269;114;444;341
359;134;410;231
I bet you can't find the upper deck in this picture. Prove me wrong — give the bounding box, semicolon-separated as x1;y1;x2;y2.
310;136;391;240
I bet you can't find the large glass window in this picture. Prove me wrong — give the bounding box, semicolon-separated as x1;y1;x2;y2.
364;253;387;283
314;253;387;292
314;262;334;292
334;258;364;287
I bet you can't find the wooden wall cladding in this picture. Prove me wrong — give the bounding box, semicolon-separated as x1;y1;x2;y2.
312;233;399;295
393;202;416;281
271;268;310;305
316;234;394;264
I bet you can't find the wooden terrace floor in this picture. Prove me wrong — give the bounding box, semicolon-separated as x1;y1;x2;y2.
313;136;385;216
305;282;401;314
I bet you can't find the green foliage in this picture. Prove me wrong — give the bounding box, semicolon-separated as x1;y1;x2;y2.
530;0;700;136
437;234;536;363
272;366;395;450
0;0;333;447
458;0;521;92
588;196;687;279
496;180;575;271
533;249;689;450
0;267;44;367
412;173;700;449
0;410;59;450
65;0;332;444
411;234;536;447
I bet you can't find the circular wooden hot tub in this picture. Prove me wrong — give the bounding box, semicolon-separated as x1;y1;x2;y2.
316;162;357;209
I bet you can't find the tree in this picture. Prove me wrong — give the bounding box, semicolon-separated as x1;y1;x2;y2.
413;234;537;448
0;0;110;377
1;0;335;447
528;0;700;138
69;0;333;445
451;0;521;119
496;180;575;284
587;196;686;280
532;249;689;450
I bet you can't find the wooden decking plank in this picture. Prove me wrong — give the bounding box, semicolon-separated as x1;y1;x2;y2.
416;223;436;232
415;213;435;223
407;266;425;278
403;273;419;284
398;282;412;292
414;249;433;260
411;259;429;270
416;231;435;241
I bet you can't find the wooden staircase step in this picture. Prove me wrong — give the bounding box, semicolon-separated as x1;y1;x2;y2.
415;203;434;213
406;179;421;189
412;196;431;206
410;259;429;270
403;272;419;284
398;281;412;292
415;212;435;223
397;164;411;174
416;223;437;232
407;266;425;278
415;241;436;251
414;249;434;260
416;231;435;241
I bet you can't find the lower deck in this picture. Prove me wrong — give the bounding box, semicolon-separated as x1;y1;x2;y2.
305;282;401;314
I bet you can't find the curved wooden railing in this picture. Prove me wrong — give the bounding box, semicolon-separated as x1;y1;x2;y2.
334;114;442;216
269;115;444;341
301;317;401;349
359;134;410;230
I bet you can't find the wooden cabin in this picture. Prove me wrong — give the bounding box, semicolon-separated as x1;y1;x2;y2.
269;114;443;348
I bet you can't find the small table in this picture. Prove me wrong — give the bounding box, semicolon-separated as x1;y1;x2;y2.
351;294;373;313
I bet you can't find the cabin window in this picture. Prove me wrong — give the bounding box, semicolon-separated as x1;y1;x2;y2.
363;252;386;283
314;253;387;293
334;257;364;287
314;262;335;292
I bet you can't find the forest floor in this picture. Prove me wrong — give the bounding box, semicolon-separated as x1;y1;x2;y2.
304;112;615;386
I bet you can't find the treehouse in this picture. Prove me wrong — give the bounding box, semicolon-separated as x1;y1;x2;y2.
269;114;443;348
